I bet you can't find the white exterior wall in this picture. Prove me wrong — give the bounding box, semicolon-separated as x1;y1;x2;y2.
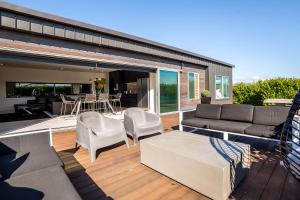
0;67;108;113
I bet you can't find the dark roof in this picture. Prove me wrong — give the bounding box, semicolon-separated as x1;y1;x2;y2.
0;1;234;68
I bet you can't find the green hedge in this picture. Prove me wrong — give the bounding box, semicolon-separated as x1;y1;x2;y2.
233;78;300;105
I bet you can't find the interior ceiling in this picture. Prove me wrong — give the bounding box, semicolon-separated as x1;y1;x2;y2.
0;59;116;73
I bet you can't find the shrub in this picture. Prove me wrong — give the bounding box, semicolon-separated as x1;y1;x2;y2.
201;90;210;97
233;78;300;105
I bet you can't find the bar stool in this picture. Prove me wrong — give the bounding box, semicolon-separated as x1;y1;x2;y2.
83;94;96;112
60;94;75;115
111;93;122;111
98;93;109;112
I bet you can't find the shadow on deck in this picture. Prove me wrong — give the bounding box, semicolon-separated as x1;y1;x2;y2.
54;131;300;200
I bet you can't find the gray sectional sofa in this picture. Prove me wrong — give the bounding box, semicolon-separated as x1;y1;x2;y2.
181;104;290;139
0;132;81;200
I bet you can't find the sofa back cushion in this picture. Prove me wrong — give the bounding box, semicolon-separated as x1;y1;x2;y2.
221;104;254;122
195;104;222;119
253;106;290;126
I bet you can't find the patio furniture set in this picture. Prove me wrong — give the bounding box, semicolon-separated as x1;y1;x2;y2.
76;107;164;161
1;96;298;200
60;93;122;116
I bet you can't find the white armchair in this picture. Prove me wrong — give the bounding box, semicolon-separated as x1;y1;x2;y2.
124;108;164;144
76;111;129;162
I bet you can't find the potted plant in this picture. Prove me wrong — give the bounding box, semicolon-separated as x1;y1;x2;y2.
94;78;106;94
201;90;211;104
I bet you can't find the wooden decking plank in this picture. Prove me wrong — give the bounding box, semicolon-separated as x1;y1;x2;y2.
280;172;300;200
53;131;298;200
239;148;279;200
230;140;277;199
259;158;288;200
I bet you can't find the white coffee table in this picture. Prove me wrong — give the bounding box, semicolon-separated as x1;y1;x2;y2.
140;130;251;200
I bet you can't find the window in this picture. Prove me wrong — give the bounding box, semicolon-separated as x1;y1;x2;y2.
188;72;200;99
159;70;178;113
189;73;195;99
215;75;229;99
6;82;91;98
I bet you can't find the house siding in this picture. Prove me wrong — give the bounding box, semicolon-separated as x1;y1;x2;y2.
180;65;206;111
207;62;233;104
0;2;234;114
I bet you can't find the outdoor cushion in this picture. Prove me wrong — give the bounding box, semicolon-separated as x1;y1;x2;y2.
0;147;63;181
0;165;81;200
181;118;216;128
245;124;282;138
221;104;254;122
209;120;252;134
195;104;222;120
0;132;51;156
253;106;290;126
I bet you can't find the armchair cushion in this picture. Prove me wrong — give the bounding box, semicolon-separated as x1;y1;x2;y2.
124;108;163;139
125;108;146;126
79;112;104;136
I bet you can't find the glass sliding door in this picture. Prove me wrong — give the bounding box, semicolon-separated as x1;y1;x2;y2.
159;70;178;113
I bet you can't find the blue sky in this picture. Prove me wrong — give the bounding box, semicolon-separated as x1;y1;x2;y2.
7;0;300;83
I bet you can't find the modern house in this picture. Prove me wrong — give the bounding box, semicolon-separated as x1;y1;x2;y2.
1;2;300;200
0;2;233;122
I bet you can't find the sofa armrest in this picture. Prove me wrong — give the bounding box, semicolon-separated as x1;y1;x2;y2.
182;110;196;121
0;131;51;156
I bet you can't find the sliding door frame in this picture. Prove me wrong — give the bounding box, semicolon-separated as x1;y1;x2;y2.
156;67;180;115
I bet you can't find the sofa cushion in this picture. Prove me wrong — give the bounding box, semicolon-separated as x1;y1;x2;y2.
221;104;254;122
245;124;282;138
195;104;222;120
182;118;216;128
209;120;252;134
0;165;81;200
0;132;51;156
0;147;63;180
253;106;289;126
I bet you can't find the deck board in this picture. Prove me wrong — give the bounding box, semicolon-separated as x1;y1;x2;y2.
53;131;300;200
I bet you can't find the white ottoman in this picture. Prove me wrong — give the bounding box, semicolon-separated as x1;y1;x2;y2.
140;131;251;200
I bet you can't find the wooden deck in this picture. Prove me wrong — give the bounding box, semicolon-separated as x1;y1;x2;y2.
53;131;300;200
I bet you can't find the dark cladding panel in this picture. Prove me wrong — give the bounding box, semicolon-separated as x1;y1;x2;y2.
1;11;16;28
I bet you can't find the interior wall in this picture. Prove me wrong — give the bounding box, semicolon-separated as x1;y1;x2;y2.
0;66;108;113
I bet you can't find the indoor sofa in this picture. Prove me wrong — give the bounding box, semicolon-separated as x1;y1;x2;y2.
181;104;290;139
0;132;81;200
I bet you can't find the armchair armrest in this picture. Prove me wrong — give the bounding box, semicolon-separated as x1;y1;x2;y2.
145;112;161;123
76;119;92;148
124;114;136;135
